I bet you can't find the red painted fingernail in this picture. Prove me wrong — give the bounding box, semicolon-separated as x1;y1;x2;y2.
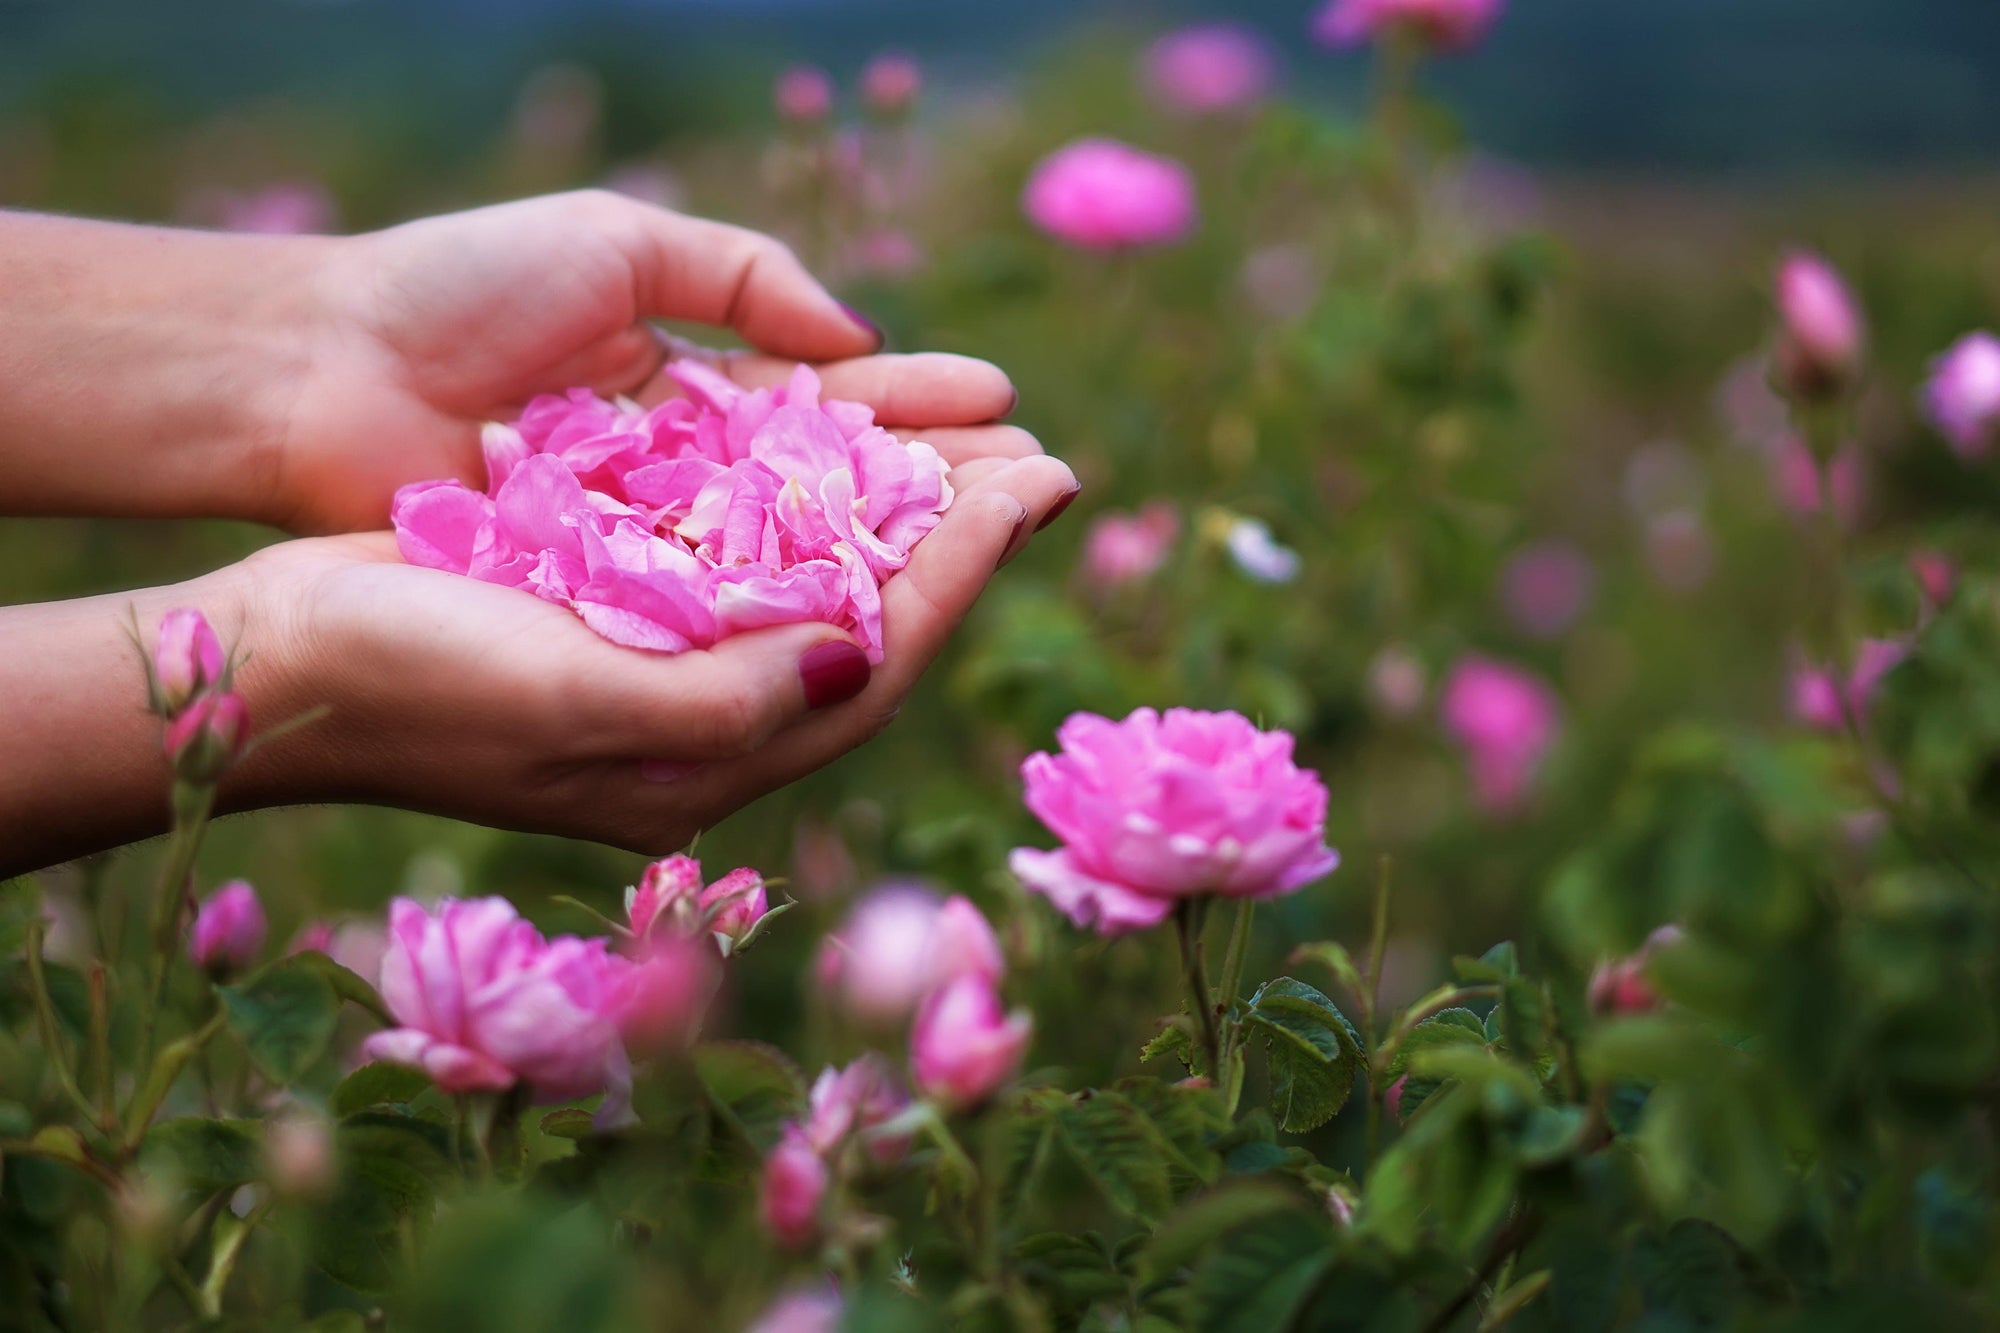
1036;485;1082;532
800;640;871;709
1000;511;1030;566
837;301;885;349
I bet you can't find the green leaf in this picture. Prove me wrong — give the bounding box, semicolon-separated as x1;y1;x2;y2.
538;1107;596;1142
1384;1009;1488;1081
1289;941;1364;1004
220;965;340;1085
1453;941;1519;983
330;1062;432;1119
1510;1104;1591;1168
1243;978;1365;1133
1186;1207;1335;1333
1141;1018;1196;1069
1145;1179;1311;1281
282;950;393;1025
693;1040;804;1147
312;1112;458;1292
1047;1089;1184;1223
146;1117;261;1190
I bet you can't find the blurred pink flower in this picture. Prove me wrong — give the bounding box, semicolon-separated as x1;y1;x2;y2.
861;53;922;117
1439;656;1559;816
363;897;630;1102
847;228;927;280
265;1112;336;1200
1368;645;1429;719
760;1125;828;1251
749;1285;843;1333
1773;250;1864;399
393;361;951;663
150;607;226;718
804;1053;911;1162
1909;549;1957;613
1500;541;1595;639
1022;139;1196;251
1644;510;1716;594
1791;639;1907;733
163;691;248;785
1009;708;1339;935
609;932;716;1057
1587;924;1684;1016
1713;357;1790;453
601;163;685;210
910;974;1032;1110
817;886;1004;1024
188;881;266;975
1080;502;1178;591
1143;24;1277;115
1313;0;1504;52
774;65;834;124
1384;1076;1407;1123
1769;438;1864;527
218;182;337;235
1923;331;2000;460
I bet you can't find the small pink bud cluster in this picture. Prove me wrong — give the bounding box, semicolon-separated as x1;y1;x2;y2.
187;880;267;977
147;609;250;786
627;854;773;957
759;1053;913;1252
1587;925;1686;1016
1790;638;1908;734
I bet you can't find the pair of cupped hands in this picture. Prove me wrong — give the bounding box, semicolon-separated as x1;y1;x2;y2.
135;191;1076;855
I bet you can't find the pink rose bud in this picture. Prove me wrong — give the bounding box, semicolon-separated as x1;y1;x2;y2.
287;921;337;956
804;1053;911;1163
163;690;249;785
150;608;226;717
1923;331;2000;460
1791;638;1907;733
1910;549;1957;612
265;1112;336;1199
1439;657;1560;818
1143;24;1277;115
774;65;834;124
1384;1075;1407;1123
1773;250;1864;400
609;933;717;1058
699;867;768;953
760;1126;829;1251
817;887;1005;1023
1500;542;1596;640
910;974;1032;1111
188;880;267;975
1010;709;1339;936
1080;502;1179;592
748;1286;843;1333
628;854;703;942
1313;0;1505;52
363;897;630;1102
1587;924;1684;1016
1022;138;1197;251
860;53;922;117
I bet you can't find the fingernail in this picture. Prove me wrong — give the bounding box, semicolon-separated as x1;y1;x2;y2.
800;640;871;709
1036;484;1082;532
1000;387;1020;420
1000;511;1030;567
837;301;885;349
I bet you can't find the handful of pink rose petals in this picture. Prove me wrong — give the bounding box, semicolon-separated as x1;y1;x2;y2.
391;359;954;661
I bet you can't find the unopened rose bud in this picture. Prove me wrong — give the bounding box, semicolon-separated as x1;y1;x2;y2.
760;1126;828;1252
627;855;702;942
265;1112;336;1199
1384;1076;1407;1123
774;65;834;125
1587;925;1684;1016
163;690;248;785
150;608;225;718
860;53;921;118
700;867;768;954
187;881;267;976
1909;549;1958;613
910;974;1032;1111
1773;250;1864;401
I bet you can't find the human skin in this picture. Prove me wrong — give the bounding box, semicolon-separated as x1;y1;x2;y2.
0;193;1078;875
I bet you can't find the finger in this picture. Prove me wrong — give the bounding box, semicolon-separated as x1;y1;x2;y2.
722;351;1017;426
610;200;882;360
523;324;670;400
942;457;1013;497
897;424;1045;469
574;622;871;763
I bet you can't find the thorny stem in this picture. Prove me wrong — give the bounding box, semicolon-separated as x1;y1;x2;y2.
1215;899;1256;1067
1363;855;1394;1167
24;919;98;1126
1175;899;1221;1080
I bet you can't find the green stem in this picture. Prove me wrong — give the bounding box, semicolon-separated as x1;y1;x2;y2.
199;1198;271;1317
24;919;98;1126
87;962;114;1131
1174;899;1221;1079
121;1012;225;1154
1215;900;1257;1065
1362;856;1394;1167
140;782;218;1073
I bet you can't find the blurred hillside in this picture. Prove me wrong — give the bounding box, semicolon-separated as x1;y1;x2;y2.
2;0;1999;175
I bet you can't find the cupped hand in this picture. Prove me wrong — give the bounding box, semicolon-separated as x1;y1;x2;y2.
233;453;1078;849
276;190;1026;533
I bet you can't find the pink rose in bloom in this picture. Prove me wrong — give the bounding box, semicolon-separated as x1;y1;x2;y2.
805;1054;911;1163
1080;502;1178;591
150;608;225;717
1790;638;1908;733
187;881;267;974
1009;708;1340;936
860;53;922;117
1923;331;2000;459
1500;541;1596;640
363;897;631;1102
1143;24;1277;115
163;691;248;785
392;361;951;663
1439;657;1559;816
910;974;1032;1110
817;886;1004;1024
774;65;834;124
1769;438;1864;528
700;867;769;952
218;182;337;235
1773;250;1864;399
749;1285;842;1333
1587;924;1685;1016
760;1125;829;1251
1022;139;1197;251
1313;0;1504;52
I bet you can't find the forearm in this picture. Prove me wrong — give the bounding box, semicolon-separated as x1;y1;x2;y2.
0;211;327;527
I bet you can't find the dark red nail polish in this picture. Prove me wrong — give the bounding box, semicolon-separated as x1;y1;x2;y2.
1036;485;1082;532
1000;511;1029;566
800;640;871;709
837;301;885;349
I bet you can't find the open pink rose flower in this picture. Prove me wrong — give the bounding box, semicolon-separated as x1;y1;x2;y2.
1313;0;1504;52
1009;708;1340;935
815;886;1005;1023
364;896;634;1102
1022;139;1197;251
391;360;952;663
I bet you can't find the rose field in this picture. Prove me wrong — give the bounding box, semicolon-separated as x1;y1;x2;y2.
6;2;2000;1330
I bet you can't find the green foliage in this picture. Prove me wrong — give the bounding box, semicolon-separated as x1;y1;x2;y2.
1242;979;1366;1133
